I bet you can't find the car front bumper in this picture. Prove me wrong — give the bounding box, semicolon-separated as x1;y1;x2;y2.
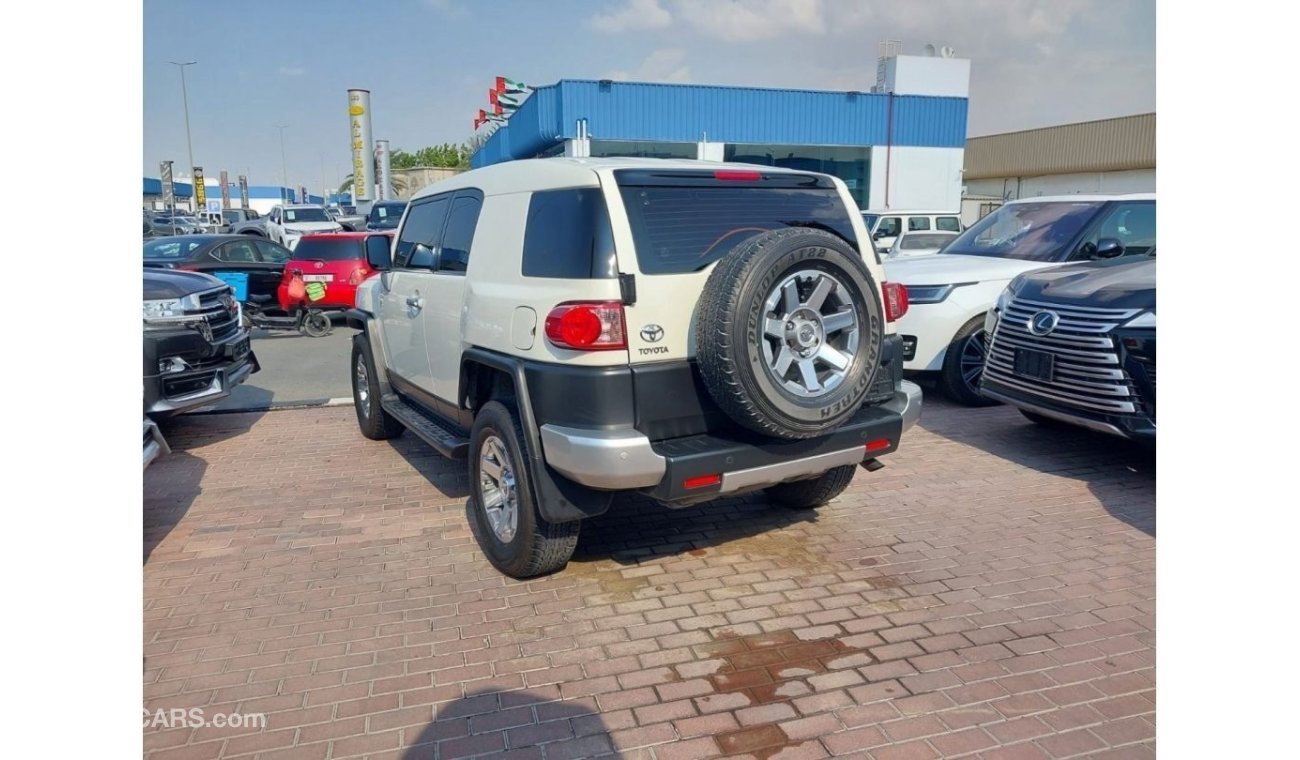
143;417;170;469
539;380;922;502
144;326;259;415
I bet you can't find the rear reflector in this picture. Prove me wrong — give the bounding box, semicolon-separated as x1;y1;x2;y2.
865;438;891;453
713;170;762;181
683;474;722;490
883;282;909;322
544;301;627;350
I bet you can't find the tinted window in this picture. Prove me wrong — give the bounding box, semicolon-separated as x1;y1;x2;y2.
863;213;879;229
876;217;901;237
290;237;364;262
899;233;955;250
212;239;259;263
522;189;617;279
936;216;961;232
143;239;205;259
619;185;858;275
1075;201;1156;258
907;217;931;231
254;240;291;264
368;201;407;229
395;196;450;268
942;201;1104;262
439;193;482;274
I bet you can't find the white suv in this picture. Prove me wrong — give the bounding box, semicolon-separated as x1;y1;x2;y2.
265;204;342;250
862;210;963;252
345;158;922;578
884;194;1156;405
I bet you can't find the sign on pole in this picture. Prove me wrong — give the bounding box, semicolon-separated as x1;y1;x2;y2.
219;170;231;209
206;199;222;215
347;89;374;205
238;175;249;208
192;167;206;210
375;140;391;201
298;185;309;204
160;161;175;210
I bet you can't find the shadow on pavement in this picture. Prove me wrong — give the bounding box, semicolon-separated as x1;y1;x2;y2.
402;688;615;759
915;394;1156;537
143;409;266;562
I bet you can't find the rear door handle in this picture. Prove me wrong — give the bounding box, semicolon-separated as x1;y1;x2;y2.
406;295;424;312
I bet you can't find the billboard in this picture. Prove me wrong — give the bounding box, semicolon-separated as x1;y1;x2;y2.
347;89;374;204
238;175;249;208
192;167;206;209
219;170;231;209
160;161;175;209
375;139;391;201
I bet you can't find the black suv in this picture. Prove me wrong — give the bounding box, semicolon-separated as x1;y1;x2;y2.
144;269;258;417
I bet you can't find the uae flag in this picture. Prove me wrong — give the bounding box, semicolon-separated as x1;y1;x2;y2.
473;109;488;129
495;76;528;94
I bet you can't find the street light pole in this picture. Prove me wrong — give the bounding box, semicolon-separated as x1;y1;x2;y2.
276;125;289;202
168;60;197;211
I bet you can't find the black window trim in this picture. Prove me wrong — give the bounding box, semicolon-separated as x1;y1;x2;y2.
433;189;485;277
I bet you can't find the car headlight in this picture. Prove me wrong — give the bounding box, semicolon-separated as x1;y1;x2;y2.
905;283;975;305
143;299;183;319
1124;310;1155;328
994;284;1013;313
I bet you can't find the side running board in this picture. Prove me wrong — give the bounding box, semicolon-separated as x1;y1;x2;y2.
380;395;470;459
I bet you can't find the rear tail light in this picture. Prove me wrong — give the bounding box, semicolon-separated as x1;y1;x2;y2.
544;301;627;350
883;282;909;322
348;266;369;286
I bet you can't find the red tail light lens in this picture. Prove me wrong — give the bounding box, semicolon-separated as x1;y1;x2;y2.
883;282;909;322
684;474;721;490
545;301;627;350
348;266;368;286
714;170;762;181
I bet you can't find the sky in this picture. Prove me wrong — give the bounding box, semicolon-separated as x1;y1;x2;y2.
143;0;1155;191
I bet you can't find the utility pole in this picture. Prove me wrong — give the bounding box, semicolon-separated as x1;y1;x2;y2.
276;125;289;202
168;60;197;210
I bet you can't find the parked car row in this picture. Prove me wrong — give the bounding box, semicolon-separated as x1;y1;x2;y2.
881;193;1156;442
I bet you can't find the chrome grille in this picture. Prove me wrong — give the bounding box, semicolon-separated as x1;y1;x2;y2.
985;296;1143;414
189;286;241;343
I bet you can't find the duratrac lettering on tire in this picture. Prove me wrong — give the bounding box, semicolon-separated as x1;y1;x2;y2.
696;228;885;440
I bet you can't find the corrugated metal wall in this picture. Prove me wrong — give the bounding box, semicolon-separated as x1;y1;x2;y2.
473;79;967;167
963;113;1155;180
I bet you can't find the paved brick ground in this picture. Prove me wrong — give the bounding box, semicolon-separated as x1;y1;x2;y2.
144;397;1155;759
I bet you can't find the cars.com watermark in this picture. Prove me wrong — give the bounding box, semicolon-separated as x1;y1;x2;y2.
143;708;266;729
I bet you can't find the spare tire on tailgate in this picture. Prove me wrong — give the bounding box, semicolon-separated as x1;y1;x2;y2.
696;227;884;440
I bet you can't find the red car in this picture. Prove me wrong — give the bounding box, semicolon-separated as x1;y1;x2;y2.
276;232;393;311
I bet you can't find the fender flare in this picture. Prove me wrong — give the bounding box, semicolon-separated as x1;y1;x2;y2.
344;308;393;398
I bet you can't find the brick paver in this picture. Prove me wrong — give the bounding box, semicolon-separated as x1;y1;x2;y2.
145;396;1155;758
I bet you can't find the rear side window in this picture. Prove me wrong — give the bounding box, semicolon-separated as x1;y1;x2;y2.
936;216;961;232
522;189;617;279
907;217;931;231
290;237;363;262
439;193;483;274
619;186;858;275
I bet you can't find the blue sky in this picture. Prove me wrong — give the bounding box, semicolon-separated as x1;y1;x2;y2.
143;0;1155;192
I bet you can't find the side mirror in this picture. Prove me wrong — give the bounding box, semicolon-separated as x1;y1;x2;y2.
873;231;885;240
365;236;392;270
1094;237;1126;259
408;242;440;270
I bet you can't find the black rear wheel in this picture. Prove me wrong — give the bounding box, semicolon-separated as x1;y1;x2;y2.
939;317;998;407
764;465;857;509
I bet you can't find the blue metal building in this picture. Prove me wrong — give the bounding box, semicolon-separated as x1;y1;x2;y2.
471;78;970;210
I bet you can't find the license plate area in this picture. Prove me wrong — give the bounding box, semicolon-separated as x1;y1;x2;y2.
301;274;333;282
230;337;250;363
1014;348;1055;382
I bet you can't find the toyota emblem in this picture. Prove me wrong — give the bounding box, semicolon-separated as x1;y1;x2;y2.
640;324;665;343
1028;310;1060;336
314;261;325;269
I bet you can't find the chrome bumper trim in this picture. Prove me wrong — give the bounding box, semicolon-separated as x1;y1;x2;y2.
883;379;923;433
539;424;667;489
720;446;866;493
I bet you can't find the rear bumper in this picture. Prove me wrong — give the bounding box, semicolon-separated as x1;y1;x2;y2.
540;380;920;501
143;418;170;470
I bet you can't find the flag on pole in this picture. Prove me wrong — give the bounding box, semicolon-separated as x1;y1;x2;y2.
473;109;488;129
495;76;528;94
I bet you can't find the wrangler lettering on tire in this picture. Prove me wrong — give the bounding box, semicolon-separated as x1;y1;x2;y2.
696;228;885;440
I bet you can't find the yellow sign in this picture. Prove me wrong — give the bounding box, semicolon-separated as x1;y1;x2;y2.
193;167;206;207
349;104;365;116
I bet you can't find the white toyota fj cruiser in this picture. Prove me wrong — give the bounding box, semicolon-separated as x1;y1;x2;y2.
346;157;922;578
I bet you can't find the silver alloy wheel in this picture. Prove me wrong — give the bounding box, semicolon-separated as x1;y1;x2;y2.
760;269;860;398
960;330;988;394
478;435;518;543
355;353;370;418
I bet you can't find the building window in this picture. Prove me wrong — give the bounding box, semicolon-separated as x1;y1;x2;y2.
723;144;871;208
589;140;697;160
